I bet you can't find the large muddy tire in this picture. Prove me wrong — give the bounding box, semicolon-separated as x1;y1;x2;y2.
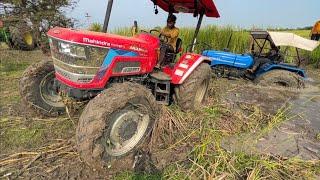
19;60;65;117
255;69;305;88
174;63;211;111
9;25;36;51
76;82;159;173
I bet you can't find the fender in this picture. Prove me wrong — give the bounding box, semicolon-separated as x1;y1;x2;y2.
257;63;307;78
169;53;211;84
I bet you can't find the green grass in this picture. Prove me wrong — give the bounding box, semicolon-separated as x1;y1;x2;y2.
0;116;74;154
111;25;320;66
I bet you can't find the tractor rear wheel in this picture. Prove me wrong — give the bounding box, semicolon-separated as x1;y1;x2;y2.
19;60;65;117
174;63;211;111
76;82;159;173
9;25;36;51
255;69;305;88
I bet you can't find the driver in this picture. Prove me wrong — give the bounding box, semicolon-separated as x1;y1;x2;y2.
160;14;179;52
248;47;281;73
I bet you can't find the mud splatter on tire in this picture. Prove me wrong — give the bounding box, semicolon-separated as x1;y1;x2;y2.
76;82;159;174
174;63;211;111
19;59;65;117
255;69;304;88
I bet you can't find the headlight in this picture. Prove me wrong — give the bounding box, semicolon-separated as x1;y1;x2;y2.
58;42;86;59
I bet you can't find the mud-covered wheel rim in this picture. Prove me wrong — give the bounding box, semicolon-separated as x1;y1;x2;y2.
23;32;33;46
39;72;64;108
104;104;150;156
194;79;209;106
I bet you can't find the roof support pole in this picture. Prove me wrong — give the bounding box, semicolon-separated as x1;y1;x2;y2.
189;12;204;52
102;0;114;33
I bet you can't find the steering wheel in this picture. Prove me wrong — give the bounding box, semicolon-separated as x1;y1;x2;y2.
141;29;169;43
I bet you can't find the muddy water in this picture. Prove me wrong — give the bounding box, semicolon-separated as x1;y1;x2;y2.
221;79;320;160
281;83;320;159
289;84;320;138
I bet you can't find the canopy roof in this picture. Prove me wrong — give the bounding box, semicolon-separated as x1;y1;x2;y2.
152;0;220;17
251;31;320;51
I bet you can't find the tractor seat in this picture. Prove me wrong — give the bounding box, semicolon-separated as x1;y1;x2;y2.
158;38;183;67
175;38;182;53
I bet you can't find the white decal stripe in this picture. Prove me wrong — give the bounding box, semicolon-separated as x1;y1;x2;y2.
174;69;184;76
234;62;247;66
178;63;189;69
212;58;231;63
178;56;209;84
210;57;247;66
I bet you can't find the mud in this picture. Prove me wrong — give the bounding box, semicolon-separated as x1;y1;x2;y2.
221;70;320;161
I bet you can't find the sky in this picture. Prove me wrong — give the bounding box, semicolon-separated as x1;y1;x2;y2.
68;0;319;30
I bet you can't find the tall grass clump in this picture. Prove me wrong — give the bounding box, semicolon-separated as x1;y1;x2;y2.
112;25;319;66
310;46;320;67
113;25;250;53
88;22;103;32
178;26;251;53
113;25;251;54
113;27;133;36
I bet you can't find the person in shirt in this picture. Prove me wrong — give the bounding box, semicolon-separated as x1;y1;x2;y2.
160;14;179;52
248;47;282;73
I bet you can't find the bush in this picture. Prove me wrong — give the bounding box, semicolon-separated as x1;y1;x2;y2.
88;23;102;32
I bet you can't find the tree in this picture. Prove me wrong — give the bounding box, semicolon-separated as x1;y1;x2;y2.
0;0;78;52
1;0;77;28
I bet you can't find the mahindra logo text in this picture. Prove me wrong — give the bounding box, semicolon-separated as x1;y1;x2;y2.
83;37;110;46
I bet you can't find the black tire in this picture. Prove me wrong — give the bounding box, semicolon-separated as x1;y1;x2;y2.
19;60;65;117
9;25;36;51
76;82;159;172
255;69;305;88
174;63;211;111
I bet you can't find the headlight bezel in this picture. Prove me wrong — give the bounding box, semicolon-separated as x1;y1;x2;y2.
58;42;87;59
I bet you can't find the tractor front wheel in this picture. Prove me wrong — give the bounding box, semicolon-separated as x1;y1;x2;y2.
255;69;305;88
76;82;159;173
174;63;211;111
19;60;65;117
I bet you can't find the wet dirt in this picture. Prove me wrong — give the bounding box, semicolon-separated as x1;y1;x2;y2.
221;69;320;160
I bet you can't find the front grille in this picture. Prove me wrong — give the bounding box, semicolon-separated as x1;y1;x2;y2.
55;65;95;83
53;58;99;75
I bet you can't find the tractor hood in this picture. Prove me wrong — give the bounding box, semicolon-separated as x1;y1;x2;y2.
152;0;220;17
47;27;159;55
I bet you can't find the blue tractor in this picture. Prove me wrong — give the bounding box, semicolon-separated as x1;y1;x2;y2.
202;31;320;88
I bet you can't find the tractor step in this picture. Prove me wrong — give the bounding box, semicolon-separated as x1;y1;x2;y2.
150;71;171;105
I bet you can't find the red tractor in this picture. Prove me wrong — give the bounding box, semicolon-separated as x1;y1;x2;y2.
19;0;220;172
